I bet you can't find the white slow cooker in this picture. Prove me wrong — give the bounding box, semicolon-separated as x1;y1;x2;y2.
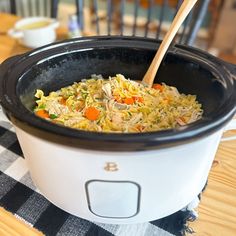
0;36;235;224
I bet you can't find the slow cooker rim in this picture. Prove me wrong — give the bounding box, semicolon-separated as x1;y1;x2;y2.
0;36;236;145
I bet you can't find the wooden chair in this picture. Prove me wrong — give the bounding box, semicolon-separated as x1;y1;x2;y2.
75;0;211;46
9;0;59;18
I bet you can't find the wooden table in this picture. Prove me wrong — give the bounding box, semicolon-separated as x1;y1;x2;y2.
0;13;69;64
0;12;236;236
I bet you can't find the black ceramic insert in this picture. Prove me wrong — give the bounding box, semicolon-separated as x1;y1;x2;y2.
0;36;235;151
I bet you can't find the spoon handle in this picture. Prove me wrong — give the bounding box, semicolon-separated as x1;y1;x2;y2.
142;0;198;87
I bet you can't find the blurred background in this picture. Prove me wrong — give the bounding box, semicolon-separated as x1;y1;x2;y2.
0;0;236;63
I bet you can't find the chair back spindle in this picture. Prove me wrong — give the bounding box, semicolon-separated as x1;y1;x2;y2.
144;0;153;37
8;0;59;18
132;0;139;36
120;0;125;35
76;0;84;30
184;0;211;45
74;0;210;46
156;0;168;39
107;0;112;35
92;0;100;35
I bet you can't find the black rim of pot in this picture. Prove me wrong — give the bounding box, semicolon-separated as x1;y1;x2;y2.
0;36;235;149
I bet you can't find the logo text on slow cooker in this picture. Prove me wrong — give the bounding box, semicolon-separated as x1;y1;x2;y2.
104;162;119;172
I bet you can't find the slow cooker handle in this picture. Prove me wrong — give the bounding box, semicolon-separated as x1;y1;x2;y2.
0;54;24;70
221;118;236;141
220;59;236;141
221;59;236;78
0;54;25;122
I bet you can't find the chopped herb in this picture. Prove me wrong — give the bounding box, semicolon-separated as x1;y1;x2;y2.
49;114;58;119
38;104;46;109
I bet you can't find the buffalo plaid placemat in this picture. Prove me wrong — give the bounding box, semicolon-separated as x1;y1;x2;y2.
0;113;200;236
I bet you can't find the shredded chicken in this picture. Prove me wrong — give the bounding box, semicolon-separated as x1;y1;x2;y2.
102;83;112;98
34;74;203;133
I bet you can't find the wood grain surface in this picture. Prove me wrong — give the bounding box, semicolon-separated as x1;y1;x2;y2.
0;12;236;236
0;207;44;236
189;136;236;236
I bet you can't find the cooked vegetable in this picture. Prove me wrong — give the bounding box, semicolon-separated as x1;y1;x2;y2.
49;114;58;119
84;107;100;121
34;74;203;133
123;97;135;105
152;83;163;92
35;109;49;119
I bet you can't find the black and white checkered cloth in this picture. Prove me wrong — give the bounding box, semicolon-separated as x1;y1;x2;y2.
0;114;200;236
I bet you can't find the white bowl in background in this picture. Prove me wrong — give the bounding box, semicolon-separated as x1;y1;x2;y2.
8;16;59;48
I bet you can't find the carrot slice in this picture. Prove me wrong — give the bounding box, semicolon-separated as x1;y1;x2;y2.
84;107;100;121
136;124;145;132
152;84;163;92
133;96;144;103
123;97;135;105
60;97;67;105
35;110;49;119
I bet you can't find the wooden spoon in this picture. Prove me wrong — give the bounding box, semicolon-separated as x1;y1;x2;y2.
142;0;198;88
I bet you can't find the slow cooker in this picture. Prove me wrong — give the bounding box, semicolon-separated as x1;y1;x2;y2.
0;36;235;224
